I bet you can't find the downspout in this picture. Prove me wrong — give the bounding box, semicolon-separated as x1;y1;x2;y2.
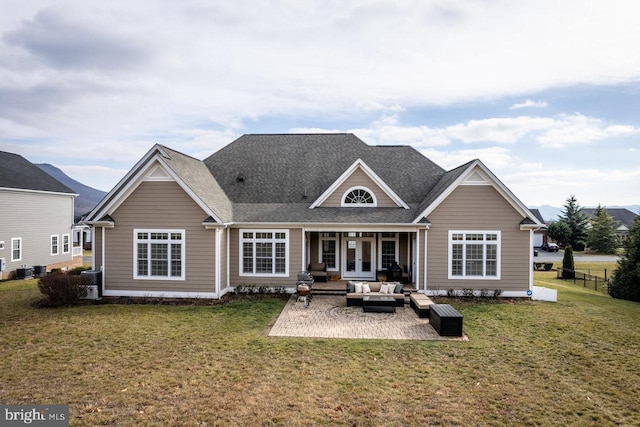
301;227;307;272
101;226;106;294
414;229;420;291
529;228;534;295
423;228;428;293
215;228;221;298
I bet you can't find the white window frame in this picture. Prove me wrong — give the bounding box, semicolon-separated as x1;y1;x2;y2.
133;229;186;281
62;234;70;254
378;232;399;270
448;230;501;280
318;232;338;271
240;229;289;277
51;235;59;256
341;186;377;207
11;238;21;262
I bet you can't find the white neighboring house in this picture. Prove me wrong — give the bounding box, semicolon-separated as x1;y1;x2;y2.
0;150;83;280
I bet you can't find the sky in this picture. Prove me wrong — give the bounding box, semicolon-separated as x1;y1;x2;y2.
1;0;639;211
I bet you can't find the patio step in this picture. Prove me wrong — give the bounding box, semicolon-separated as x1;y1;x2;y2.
312;282;346;295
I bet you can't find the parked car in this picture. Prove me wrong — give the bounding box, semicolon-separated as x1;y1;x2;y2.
541;243;559;252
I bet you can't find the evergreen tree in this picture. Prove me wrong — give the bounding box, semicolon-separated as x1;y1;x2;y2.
610;216;640;302
560;195;588;250
562;245;574;279
547;220;571;247
587;205;619;254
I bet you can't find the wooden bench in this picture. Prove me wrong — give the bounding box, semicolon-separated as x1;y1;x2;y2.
409;293;434;318
429;304;463;337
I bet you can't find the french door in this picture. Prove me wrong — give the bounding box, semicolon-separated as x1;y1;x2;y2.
343;237;375;279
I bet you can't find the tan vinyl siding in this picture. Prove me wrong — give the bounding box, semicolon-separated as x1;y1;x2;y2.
321;168;396;207
104;181;216;294
229;227;302;288
425;185;530;292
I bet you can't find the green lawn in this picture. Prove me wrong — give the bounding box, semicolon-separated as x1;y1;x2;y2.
1;272;639;426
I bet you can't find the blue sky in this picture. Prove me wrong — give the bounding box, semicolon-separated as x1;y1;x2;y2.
1;0;639;210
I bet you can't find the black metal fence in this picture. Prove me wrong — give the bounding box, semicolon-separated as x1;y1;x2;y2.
557;268;611;294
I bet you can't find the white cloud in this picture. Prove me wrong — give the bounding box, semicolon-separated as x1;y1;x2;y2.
503;167;640;207
510;100;548;110
537;114;640;148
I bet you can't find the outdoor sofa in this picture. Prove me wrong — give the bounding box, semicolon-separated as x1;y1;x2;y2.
346;281;405;307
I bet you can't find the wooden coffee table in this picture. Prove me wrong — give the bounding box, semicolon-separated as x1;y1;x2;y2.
362;295;396;313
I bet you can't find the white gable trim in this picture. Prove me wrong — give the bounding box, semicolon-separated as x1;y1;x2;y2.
86;144;223;224
412;160;543;226
309;158;409;209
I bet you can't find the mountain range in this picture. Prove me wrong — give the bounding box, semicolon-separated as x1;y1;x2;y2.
36;164;107;219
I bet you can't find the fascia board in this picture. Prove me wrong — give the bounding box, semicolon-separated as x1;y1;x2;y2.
309;158;409;209
412;160;545;226
85;144;165;222
412;162;475;223
0;186;78;197
90;154;223;225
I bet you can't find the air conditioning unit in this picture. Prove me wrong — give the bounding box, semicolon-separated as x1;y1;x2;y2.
80;270;102;299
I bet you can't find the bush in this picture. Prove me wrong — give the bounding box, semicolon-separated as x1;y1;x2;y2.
562;246;575;279
37;272;90;307
573;240;586;251
69;266;91;275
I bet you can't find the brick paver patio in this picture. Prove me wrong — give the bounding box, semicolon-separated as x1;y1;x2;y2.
269;294;468;341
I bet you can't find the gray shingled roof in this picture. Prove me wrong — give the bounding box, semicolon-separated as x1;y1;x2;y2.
204;134;445;205
160;146;233;222
0;150;74;194
583;207;638;229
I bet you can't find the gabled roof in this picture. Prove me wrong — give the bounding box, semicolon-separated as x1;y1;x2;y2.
412;159;543;227
86;134;539;227
528;208;546;224
309;158;409;209
0;150;75;194
583;207;638;229
85;144;232;224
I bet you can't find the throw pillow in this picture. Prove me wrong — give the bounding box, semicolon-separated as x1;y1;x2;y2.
394;282;403;294
362;283;371;293
380;284;390;294
354;282;363;294
347;282;355;293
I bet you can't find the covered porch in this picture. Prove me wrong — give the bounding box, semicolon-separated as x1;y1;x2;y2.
302;227;425;289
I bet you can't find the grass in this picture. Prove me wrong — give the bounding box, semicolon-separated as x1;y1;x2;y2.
1;271;639;426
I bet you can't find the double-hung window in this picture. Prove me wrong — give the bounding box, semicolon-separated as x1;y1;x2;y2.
448;231;500;279
11;238;21;262
134;230;185;280
62;234;70;254
51;235;59;256
240;230;288;276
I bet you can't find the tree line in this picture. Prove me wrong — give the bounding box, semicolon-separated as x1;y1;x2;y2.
545;195;640;303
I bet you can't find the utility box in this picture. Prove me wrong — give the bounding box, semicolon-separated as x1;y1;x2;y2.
0;258;6;272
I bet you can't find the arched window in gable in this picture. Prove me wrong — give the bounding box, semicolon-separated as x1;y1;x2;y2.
342;186;377;207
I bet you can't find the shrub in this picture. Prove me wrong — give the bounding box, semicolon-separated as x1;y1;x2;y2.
562;245;575;279
37;272;90;307
69;266;91;275
573;240;586;252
